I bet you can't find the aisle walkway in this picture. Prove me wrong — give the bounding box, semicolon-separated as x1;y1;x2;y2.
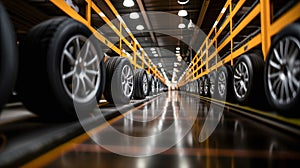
22;91;300;168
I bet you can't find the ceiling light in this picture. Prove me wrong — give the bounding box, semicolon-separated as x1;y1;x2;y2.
178;23;186;29
153;54;158;57
176;50;180;54
178;10;188;17
152;50;157;54
150;48;156;51
123;0;134;7
129;12;139;19
136;25;144;30
176;47;180;50
177;0;190;5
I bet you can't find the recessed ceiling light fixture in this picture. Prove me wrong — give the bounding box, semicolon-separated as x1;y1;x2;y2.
178;23;186;29
129;12;139;19
176;47;180;50
177;0;190;5
123;0;134;7
136;25;144;30
153;54;158;57
178;10;188;17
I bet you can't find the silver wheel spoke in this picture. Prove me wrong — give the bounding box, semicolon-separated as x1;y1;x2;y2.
269;72;280;79
75;38;81;55
64;50;76;65
283;79;290;101
86;56;98;66
273;48;282;65
82;41;90;61
79;77;87;97
86;69;99;76
63;69;76;80
73;75;80;95
234;75;241;80
284;38;290;56
270;60;281;70
83;75;95;90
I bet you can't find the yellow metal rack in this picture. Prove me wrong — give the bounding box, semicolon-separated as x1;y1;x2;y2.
178;0;300;86
50;0;166;83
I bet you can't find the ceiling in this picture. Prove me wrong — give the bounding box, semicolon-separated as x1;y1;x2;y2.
109;0;227;82
3;0;227;83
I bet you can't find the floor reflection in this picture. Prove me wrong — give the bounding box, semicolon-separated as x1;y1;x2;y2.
32;91;300;168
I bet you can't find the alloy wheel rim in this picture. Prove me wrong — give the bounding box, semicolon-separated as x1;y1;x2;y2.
61;35;101;103
233;62;249;99
218;71;226;97
142;74;148;95
121;65;134;98
267;36;300;105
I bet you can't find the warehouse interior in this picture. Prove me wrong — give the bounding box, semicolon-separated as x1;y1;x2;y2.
0;0;300;167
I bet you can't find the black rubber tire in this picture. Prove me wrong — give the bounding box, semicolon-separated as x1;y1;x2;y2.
199;77;204;96
151;77;156;95
264;23;300;117
203;75;211;97
133;69;149;99
104;57;134;104
217;64;234;101
208;71;218;98
0;3;18;111
233;53;265;106
147;74;152;94
104;56;122;103
17;17;105;120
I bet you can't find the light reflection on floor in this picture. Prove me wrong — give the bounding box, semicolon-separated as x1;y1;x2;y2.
23;91;300;168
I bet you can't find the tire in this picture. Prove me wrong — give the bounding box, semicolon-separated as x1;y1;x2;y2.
157;79;161;93
233;53;265;105
217;64;234;101
147;74;153;95
264;23;300;117
186;83;190;92
104;57;134;104
208;71;217;97
133;69;149;99
150;76;156;95
0;3;18;111
199;77;204;96
203;75;210;97
17;17;105;120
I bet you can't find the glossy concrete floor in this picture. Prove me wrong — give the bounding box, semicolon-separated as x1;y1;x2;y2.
16;91;300;167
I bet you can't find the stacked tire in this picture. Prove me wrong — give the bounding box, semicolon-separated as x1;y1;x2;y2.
17;17;106;120
0;3;18;112
133;69;149;99
104;56;134;104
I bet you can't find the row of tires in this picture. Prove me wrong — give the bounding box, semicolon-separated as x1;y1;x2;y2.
0;5;161;121
181;23;300;118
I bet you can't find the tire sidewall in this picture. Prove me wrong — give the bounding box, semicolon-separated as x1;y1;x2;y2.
47;19;102;113
111;58;134;104
233;55;254;103
264;23;300;113
0;3;18;109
